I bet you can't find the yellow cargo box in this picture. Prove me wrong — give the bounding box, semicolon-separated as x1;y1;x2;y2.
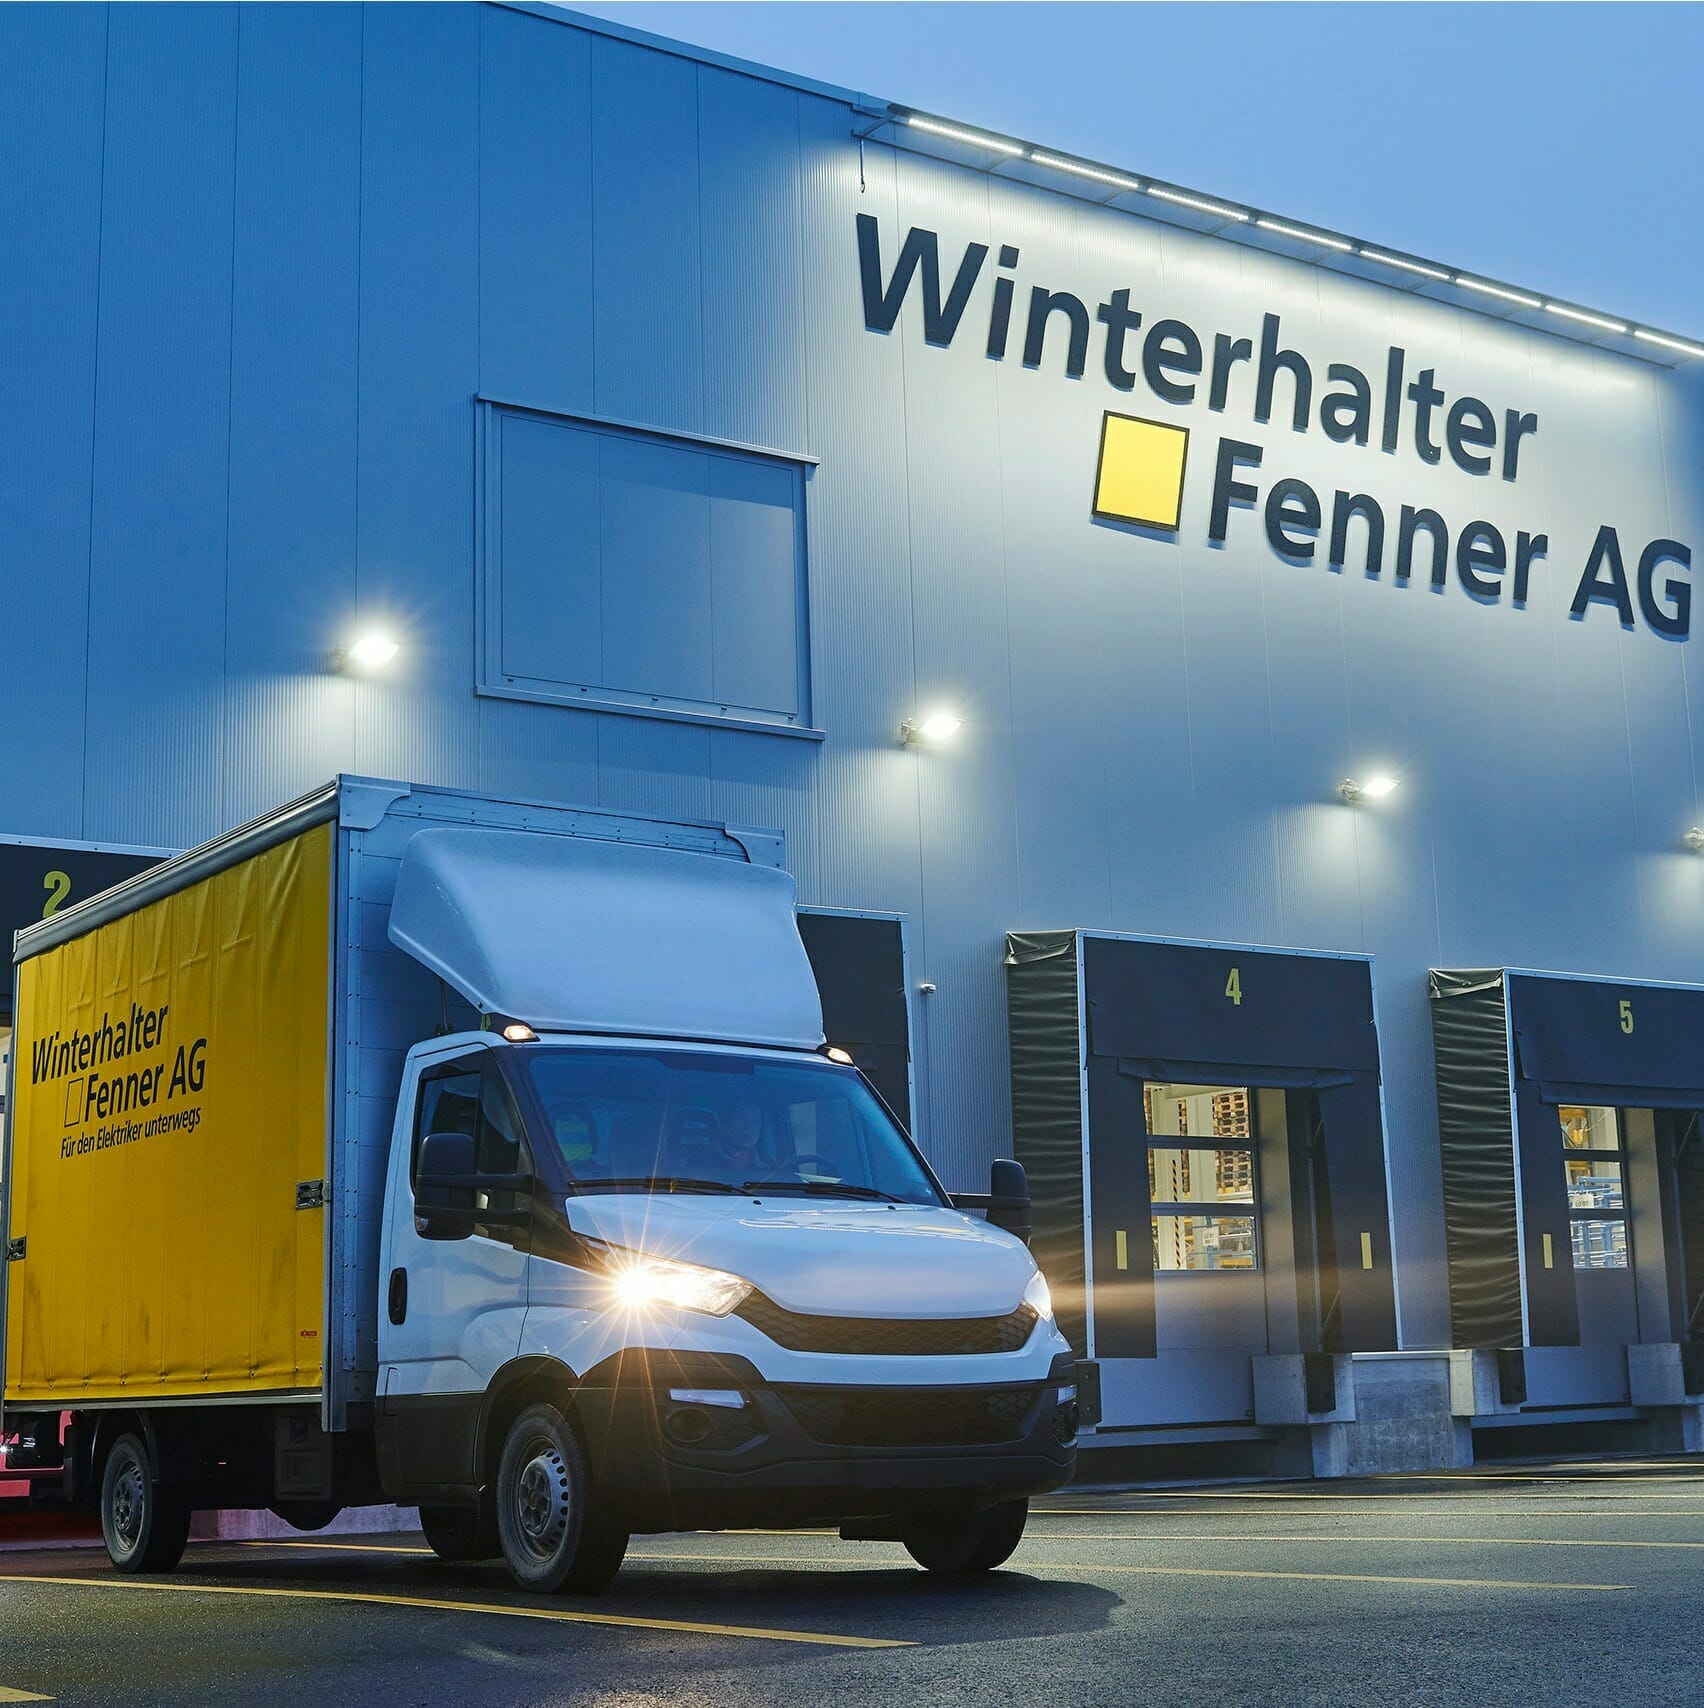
4;823;331;1404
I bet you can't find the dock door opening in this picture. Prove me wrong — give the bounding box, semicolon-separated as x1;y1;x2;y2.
797;908;913;1134
1432;968;1704;1398
1007;932;1397;1431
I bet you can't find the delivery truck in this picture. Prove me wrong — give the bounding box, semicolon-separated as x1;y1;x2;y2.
1;778;1080;1592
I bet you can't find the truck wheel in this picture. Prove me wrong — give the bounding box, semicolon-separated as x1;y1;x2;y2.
100;1434;191;1574
495;1402;627;1594
902;1498;1028;1575
420;1502;499;1561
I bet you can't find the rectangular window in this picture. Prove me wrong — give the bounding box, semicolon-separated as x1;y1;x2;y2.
1559;1104;1630;1270
1144;1082;1259;1272
478;400;815;735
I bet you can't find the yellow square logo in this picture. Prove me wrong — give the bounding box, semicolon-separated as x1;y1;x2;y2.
1093;412;1189;531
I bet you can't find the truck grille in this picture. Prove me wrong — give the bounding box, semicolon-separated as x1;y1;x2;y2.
780;1385;1042;1448
735;1294;1038;1356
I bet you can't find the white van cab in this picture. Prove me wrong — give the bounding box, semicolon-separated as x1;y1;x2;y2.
378;825;1079;1590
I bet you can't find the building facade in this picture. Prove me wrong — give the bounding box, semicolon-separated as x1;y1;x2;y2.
7;0;1704;1464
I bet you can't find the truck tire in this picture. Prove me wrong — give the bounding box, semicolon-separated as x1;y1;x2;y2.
419;1502;499;1562
902;1498;1028;1575
100;1433;191;1575
495;1402;627;1595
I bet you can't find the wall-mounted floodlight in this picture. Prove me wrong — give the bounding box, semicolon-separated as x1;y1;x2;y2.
1686;828;1704;853
1339;775;1398;803
331;631;400;672
901;711;963;746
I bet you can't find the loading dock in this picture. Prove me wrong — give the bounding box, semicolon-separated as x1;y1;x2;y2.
796;908;914;1135
1431;969;1704;1423
1007;932;1398;1440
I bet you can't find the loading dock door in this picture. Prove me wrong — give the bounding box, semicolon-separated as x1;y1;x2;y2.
797;908;913;1134
1008;932;1398;1372
0;839;167;1024
1432;968;1704;1355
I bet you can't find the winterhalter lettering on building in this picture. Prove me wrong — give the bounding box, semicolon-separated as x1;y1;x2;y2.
856;215;1693;638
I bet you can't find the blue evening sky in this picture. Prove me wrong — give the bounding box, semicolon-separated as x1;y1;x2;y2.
567;2;1704;336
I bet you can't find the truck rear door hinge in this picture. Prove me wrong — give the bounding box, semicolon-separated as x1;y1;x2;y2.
295;1180;325;1210
5;1236;25;1262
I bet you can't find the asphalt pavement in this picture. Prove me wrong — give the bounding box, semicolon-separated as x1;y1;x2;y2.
3;1458;1702;1706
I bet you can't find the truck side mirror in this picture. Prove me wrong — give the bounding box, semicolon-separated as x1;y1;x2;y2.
415;1131;477;1241
987;1158;1032;1244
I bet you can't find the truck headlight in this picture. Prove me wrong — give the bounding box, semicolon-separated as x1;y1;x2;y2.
1023;1268;1054;1322
607;1251;753;1317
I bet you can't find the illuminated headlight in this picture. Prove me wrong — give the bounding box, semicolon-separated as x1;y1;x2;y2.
1023;1268;1054;1322
606;1252;753;1317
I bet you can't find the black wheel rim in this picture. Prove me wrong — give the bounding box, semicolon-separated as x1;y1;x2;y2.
110;1456;145;1553
511;1433;572;1566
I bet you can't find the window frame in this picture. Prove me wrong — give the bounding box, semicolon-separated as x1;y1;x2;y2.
411;1049;535;1248
1144;1082;1262;1276
1559;1103;1633;1272
475;395;823;739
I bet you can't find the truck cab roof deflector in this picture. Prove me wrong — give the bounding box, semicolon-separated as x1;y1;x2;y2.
386;826;826;1050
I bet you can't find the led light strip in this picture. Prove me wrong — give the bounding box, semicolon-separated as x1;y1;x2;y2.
1028;152;1141;193
1634;328;1704;356
1359;248;1451;283
1144;185;1249;222
1256;218;1353;253
888;108;1699;359
903;114;1025;156
1545;303;1628;334
1455;278;1544;309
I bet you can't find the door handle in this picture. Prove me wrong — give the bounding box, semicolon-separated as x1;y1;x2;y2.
388;1266;408;1325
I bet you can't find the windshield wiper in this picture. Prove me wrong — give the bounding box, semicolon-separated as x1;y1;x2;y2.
740;1178;903;1202
575;1175;740;1195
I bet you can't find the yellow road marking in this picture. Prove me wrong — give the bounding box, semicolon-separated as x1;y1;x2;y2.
1027;1532;1704;1550
0;1688;54;1704
623;1551;1626;1590
1047;1490;1704;1505
1337;1470;1704;1484
1035;1507;1704;1521
1;1574;907;1649
235;1540;432;1556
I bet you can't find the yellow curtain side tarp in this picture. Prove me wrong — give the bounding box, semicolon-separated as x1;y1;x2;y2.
5;823;332;1402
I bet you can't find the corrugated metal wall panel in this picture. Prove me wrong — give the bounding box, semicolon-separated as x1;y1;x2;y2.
791;114;930;1134
889;152;1022;1189
477;3;595;413
1609;373;1704;978
1233;263;1357;953
589;35;704;434
477;696;601;811
995;188;1114;934
83;2;239;850
223;2;363;826
0;2;106;837
353;1;481;790
696;66;810;454
595;717;715;824
793;110;922;914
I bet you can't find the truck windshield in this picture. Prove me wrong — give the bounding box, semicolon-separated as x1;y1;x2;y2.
519;1048;945;1206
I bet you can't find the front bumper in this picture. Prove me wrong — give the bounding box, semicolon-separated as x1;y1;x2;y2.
572;1347;1080;1532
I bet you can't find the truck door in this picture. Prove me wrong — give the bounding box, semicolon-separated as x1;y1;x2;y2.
377;1046;531;1493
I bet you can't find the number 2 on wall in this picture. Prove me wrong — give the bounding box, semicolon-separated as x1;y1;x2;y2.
41;870;71;918
1619;998;1634;1035
1225;967;1243;1007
